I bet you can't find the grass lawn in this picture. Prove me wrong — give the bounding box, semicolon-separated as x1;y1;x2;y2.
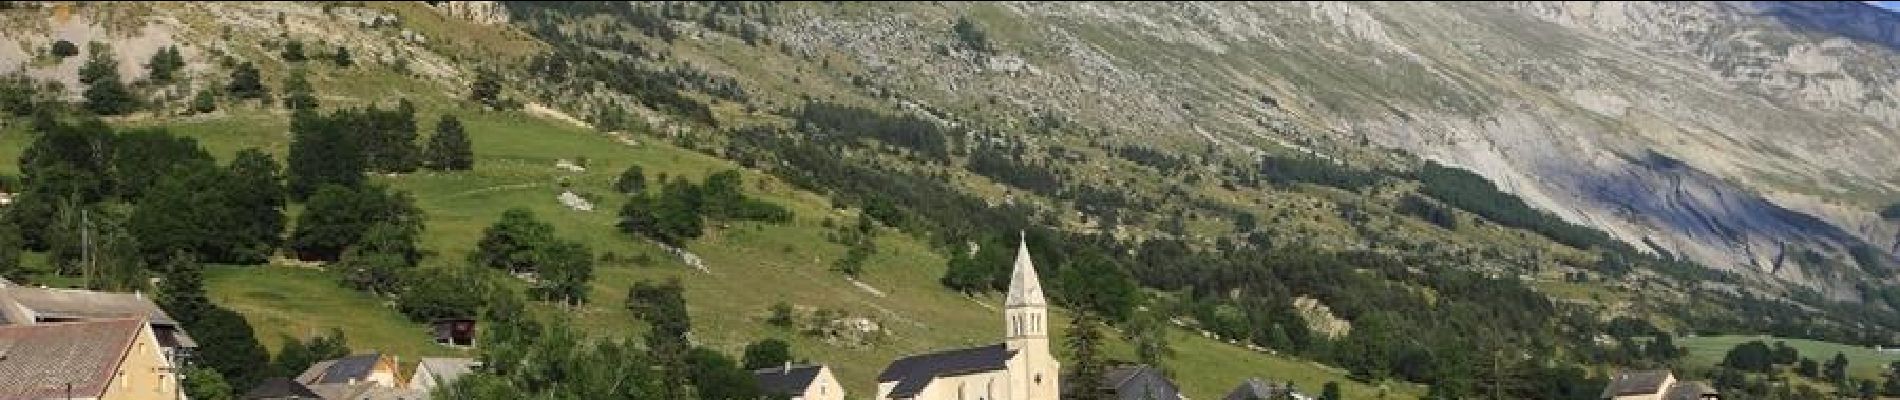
1681;335;1900;380
203;264;473;361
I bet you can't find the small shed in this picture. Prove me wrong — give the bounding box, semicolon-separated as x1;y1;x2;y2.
432;318;476;347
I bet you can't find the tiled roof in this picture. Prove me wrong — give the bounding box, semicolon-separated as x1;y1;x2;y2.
0;319;146;399
1601;370;1672;398
877;343;1014;398
1223;378;1297;400
305;353;386;385
752;364;823;395
3;286;178;325
415;358;479;387
243;377;322;399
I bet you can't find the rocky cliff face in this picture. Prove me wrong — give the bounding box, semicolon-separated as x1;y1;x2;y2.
765;2;1900;296
430;1;508;26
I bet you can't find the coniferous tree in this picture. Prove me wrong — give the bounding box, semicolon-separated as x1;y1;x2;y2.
615;164;647;194
286;109;365;199
1828;352;1852;384
80;42;135;115
223;149;287;263
470;68;502;108
1066;312;1111;400
331;46;353;67
226;62;268;103
190;88;217;114
281;39;306;62
423;115;474;170
145;45;185;83
282;68;318;110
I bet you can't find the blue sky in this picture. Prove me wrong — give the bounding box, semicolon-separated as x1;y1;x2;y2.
1871;1;1900;12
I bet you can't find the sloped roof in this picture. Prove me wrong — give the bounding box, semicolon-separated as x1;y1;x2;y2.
752;364;824;396
307;353;387;385
415;357;480;387
0;319;146;399
877;343;1015;398
1224;378;1297;400
1005;235;1047;307
1600;370;1672;398
1664;380;1719;400
3;286;178;325
243;377;322;399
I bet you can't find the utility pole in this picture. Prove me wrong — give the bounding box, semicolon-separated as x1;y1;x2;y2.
81;209;91;288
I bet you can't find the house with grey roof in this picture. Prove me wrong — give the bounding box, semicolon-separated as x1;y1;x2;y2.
244;377;323;399
407;357;480;395
1223;378;1311;400
1064;364;1182;400
0;283;198;366
298;353;422;400
1600;370;1719;400
753;363;844;400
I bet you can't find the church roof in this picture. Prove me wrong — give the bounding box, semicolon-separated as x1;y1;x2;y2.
877;343;1015;398
1004;233;1046;307
752;364;824;396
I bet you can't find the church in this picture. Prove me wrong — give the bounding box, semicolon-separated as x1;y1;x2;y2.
875;236;1061;399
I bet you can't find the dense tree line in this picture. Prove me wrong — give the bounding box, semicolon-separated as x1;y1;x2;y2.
618;169;791;246
792;102;952;161
1412;161;1610;250
1255;154;1383;192
437;278;762;399
286;101;431;198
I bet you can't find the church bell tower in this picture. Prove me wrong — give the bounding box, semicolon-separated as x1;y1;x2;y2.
1005;232;1059;399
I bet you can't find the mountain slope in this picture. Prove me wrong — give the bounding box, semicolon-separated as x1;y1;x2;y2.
733;1;1900;297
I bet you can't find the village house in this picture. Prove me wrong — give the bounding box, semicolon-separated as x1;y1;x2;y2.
1600;370;1720;400
243;377;323;400
752;363;845;400
1064;364;1182;400
0;318;179;400
406;357;480;395
297;353;422;400
875;235;1060;400
0;283;198;366
1223;378;1312;400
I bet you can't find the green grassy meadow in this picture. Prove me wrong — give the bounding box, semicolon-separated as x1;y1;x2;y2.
1681;335;1900;380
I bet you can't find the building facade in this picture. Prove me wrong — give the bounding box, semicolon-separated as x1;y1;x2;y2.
876;235;1060;399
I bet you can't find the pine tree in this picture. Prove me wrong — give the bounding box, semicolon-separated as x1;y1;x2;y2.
1066;312;1111;400
282;68;317;110
281;39;306;62
615;164;647;194
226;62;268;102
146;45;186;83
423;115;473;170
331;46;353;67
80;42;135;115
223;149;286;264
190;88;217;114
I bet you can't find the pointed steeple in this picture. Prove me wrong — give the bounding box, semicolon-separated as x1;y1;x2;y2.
1005;231;1046;307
